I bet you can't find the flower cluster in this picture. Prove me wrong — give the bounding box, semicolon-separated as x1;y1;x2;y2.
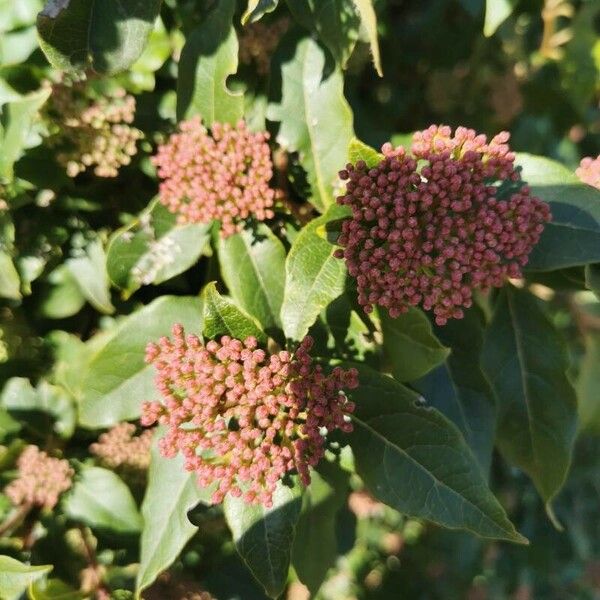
335;125;551;324
90;423;153;481
152;118;278;237
576;155;600;189
238;18;289;75
142;325;358;507
5;445;73;510
46;83;142;178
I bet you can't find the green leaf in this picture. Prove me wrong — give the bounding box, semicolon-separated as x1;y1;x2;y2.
37;0;163;75
516;153;600;271
0;252;21;299
577;333;600;434
107;199;211;297
0;556;52;600
65;466;142;533
280;207;347;341
66;239;114;314
347;364;526;543
292;463;349;594
29;578;85;600
136;433;211;595
585;264;600;299
287;0;360;67
224;481;303;598
413;307;496;476
352;0;382;76
0;87;50;180
1;378;76;439
483;0;515;36
482;285;578;504
218;224;286;331
79;296;203;428
268;35;354;212
176;0;244;125
202;281;266;342
0;407;20;441
348;137;383;168
40;266;86;319
380;307;450;382
242;0;279;24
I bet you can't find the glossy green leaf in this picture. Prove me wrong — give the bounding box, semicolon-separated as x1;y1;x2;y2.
218;224;286;331
0;87;50;180
79;296;203;428
202;281;266;342
482;285;578;504
224;481;303;598
176;0;244;124
380;307;449;382
242;0;279;24
292;463;349;594
66;239;114;314
0;556;52;600
107;199;211;297
577;333;600;434
37;0;162;75
268;35;354;212
347;364;526;543
136;433;211;595
352;0;382;75
516;153;600;271
287;0;360;67
64;466;142;533
348;137;383;168
483;0;515;36
413;307;496;476
280;207;347;341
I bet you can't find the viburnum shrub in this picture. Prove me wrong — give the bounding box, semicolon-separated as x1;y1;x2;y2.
1;1;599;599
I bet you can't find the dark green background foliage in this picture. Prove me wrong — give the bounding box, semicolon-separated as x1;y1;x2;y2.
0;0;599;598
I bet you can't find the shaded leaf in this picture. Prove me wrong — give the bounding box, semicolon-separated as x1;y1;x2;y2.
64;466;142;533
585;263;600;299
40;265;86;319
482;285;578;504
37;0;162;74
79;296;203;428
280;207;347;341
107;199;210;297
268;35;354;212
218;224;286;331
0;556;52;600
224;481;303;598
577;333;600;434
136;432;211;595
176;0;243;124
516;153;600;270
347;363;526;543
202;281;266;342
413;307;496;476
292;463;349;594
380;307;449;382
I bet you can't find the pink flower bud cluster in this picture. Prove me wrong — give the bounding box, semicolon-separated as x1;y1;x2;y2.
335;125;551;325
576;155;600;189
239;18;290;75
141;325;358;507
90;423;153;480
152;118;279;237
5;445;73;510
47;83;142;178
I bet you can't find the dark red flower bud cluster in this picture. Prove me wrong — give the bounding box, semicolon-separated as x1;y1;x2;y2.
335;125;551;324
142;325;358;507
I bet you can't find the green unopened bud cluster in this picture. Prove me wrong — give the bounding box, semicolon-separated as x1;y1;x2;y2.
45;82;142;178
